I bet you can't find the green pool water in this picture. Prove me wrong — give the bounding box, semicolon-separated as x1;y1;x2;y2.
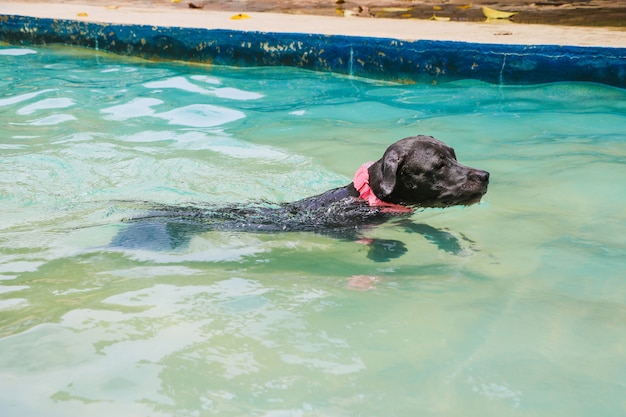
1;44;625;417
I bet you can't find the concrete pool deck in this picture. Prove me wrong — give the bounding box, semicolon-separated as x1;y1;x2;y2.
1;1;626;87
3;1;626;48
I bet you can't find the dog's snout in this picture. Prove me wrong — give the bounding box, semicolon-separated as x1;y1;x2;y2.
472;170;490;183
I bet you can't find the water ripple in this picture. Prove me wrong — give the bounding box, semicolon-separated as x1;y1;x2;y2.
156;104;245;127
17;97;75;115
144;76;264;100
0;48;37;56
101;98;163;121
0;89;56;108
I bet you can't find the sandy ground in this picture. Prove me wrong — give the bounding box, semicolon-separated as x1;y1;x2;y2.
10;0;626;26
2;1;625;47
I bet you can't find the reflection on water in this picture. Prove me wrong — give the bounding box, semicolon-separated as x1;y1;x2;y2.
1;45;625;416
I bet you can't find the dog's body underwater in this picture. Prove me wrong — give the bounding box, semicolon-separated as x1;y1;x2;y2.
113;135;489;257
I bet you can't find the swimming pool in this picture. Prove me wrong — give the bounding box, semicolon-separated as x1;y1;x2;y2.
3;14;626;88
1;44;625;416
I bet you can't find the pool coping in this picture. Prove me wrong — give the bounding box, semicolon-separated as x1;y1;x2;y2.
2;2;626;87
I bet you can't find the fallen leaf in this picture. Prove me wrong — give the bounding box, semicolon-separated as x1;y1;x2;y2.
430;14;450;21
379;7;410;12
482;6;518;19
231;13;251;20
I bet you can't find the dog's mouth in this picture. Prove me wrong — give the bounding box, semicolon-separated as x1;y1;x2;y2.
426;181;488;208
463;179;489;204
461;182;489;206
461;191;487;206
437;168;490;208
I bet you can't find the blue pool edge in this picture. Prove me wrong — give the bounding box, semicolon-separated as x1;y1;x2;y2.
1;14;626;87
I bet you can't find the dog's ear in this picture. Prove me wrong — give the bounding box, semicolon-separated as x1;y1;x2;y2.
372;148;402;199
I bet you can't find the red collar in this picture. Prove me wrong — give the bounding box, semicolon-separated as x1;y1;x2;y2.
353;162;413;214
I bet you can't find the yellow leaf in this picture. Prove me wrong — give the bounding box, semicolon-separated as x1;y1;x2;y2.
379;7;410;12
77;12;88;17
481;6;518;19
430;14;450;21
231;13;251;20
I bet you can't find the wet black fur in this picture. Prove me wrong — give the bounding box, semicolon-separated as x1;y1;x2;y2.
113;135;489;261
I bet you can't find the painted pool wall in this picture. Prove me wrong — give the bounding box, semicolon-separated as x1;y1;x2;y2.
2;14;626;87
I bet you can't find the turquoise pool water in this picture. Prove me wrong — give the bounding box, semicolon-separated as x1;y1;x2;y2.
1;44;625;416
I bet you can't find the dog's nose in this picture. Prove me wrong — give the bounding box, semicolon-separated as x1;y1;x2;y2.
472;170;490;183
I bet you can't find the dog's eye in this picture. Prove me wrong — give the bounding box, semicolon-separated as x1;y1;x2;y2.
434;159;446;170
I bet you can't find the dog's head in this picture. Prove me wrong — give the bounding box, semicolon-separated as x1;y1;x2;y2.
367;135;489;208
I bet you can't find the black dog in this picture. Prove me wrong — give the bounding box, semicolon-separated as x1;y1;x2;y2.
113;135;489;259
289;135;489;214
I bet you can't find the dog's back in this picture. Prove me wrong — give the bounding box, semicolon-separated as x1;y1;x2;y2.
110;135;489;253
